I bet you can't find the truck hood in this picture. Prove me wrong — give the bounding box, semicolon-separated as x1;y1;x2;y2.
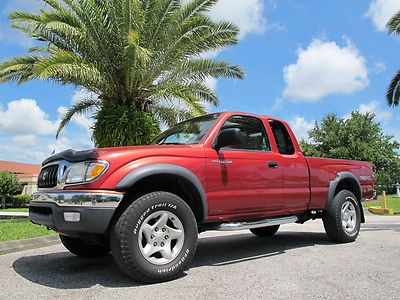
97;144;204;161
42;144;204;166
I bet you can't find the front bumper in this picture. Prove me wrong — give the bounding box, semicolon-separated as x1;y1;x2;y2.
29;191;124;235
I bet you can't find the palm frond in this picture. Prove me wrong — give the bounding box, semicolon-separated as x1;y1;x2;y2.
57;98;99;138
387;10;400;35
386;69;400;107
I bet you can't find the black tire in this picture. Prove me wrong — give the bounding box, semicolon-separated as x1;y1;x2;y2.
110;192;198;284
323;190;361;243
250;225;280;237
59;235;110;258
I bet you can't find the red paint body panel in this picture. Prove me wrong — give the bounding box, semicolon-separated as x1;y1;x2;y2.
62;111;374;222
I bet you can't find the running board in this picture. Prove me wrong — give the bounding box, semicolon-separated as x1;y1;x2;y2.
216;216;298;231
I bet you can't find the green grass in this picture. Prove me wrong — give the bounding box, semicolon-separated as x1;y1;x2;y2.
363;195;400;211
0;219;55;242
0;208;29;212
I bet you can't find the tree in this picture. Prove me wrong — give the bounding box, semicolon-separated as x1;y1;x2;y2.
386;11;400;107
0;0;244;147
300;112;400;191
0;171;20;209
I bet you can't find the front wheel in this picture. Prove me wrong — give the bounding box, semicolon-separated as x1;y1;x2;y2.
323;190;361;243
59;235;110;257
110;192;198;283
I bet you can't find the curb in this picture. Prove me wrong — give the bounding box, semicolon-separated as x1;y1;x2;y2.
0;212;29;220
0;215;28;220
0;235;60;255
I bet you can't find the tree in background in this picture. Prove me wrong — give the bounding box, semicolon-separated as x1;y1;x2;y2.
0;171;20;209
386;11;400;107
0;0;244;147
300;112;400;193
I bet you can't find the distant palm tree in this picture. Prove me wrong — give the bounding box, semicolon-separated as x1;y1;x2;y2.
387;11;400;107
0;0;244;147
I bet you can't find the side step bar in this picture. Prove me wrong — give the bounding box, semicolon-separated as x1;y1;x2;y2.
216;216;298;231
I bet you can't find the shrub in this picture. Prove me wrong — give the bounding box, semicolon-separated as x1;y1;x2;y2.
6;194;31;208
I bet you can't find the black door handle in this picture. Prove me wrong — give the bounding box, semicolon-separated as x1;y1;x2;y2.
268;161;279;168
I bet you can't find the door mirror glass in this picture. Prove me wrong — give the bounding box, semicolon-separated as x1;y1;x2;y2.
214;128;243;151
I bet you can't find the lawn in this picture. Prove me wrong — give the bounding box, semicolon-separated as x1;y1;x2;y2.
363;195;400;211
0;208;29;212
0;219;55;242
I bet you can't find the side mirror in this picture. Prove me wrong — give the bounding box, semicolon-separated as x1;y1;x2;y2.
214;128;243;151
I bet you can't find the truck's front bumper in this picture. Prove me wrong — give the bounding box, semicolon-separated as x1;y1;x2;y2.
29;191;124;235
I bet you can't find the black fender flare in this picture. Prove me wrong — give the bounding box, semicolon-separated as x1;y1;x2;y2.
327;171;364;223
115;164;208;221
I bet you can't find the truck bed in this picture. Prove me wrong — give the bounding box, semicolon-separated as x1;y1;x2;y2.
306;157;374;209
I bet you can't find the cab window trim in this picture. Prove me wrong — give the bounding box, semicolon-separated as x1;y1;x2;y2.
213;114;273;153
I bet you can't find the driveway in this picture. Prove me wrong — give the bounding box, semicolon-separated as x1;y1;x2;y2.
1;212;399;299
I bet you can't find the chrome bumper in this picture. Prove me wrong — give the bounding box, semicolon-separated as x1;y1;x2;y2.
30;191;124;235
32;191;124;208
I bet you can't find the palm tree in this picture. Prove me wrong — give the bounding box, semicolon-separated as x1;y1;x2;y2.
0;0;244;147
387;11;400;107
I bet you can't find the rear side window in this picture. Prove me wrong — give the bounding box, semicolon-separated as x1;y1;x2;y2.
268;120;295;155
221;115;271;151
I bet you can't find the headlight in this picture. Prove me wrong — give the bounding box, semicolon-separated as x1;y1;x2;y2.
64;161;108;184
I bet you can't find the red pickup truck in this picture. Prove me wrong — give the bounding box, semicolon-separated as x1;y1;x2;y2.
30;111;374;283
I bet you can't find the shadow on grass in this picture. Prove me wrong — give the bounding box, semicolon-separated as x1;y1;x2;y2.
12;231;332;289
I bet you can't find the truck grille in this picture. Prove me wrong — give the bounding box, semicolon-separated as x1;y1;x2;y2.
38;164;59;188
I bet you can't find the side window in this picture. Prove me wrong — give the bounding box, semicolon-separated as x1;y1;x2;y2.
221;115;271;151
268;120;295;155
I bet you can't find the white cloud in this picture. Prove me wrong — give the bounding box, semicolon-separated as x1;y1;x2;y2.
282;38;369;102
373;61;386;73
182;0;267;39
12;134;37;147
205;77;218;91
57;89;98;136
366;0;400;31
0;99;59;135
0;95;94;164
71;89;98;104
289;116;315;142
209;0;266;39
348;100;393;122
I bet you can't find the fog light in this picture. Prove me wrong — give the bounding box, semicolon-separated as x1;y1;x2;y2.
63;212;80;222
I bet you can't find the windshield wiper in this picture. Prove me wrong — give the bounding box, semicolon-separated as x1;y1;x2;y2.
159;142;185;145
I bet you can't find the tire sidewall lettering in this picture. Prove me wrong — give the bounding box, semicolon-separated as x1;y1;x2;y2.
157;249;190;274
133;202;178;235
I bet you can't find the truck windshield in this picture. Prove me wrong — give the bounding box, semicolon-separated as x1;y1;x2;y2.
153;113;221;145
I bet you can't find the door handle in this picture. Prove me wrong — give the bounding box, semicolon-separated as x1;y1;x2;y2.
268;161;279;168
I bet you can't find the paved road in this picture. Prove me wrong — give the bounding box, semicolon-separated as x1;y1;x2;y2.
1;212;399;300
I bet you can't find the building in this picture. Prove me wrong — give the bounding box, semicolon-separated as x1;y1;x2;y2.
0;160;41;195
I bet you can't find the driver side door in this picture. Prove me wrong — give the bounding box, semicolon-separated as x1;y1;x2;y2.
205;115;284;217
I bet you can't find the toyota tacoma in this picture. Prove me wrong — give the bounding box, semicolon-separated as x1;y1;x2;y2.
30;112;374;283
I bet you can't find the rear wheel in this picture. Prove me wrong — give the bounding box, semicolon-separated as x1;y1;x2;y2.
250;225;280;237
59;235;110;258
110;192;198;283
323;190;361;243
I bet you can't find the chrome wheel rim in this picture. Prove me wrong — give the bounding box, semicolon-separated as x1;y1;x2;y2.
138;210;185;265
341;198;357;234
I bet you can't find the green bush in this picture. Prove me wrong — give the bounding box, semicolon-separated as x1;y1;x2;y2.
6;194;31;208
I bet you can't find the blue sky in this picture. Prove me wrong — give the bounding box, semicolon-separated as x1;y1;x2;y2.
0;0;400;164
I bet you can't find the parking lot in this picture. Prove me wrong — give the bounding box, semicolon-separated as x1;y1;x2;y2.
0;211;399;300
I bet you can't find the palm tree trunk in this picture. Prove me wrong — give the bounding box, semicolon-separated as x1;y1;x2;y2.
92;102;160;148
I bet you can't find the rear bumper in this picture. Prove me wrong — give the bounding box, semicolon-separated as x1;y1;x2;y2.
29;191;124;235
